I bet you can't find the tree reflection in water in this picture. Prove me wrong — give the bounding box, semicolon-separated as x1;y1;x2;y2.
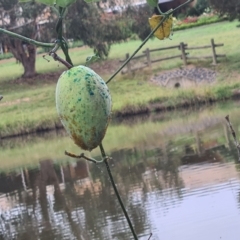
0;133;239;239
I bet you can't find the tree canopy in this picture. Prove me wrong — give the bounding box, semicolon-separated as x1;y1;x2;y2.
0;0;56;77
0;0;134;77
187;0;210;16
66;0;132;58
209;0;240;20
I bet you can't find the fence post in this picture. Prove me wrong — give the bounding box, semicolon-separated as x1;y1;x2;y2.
126;53;131;73
145;48;151;69
180;42;187;66
211;38;217;65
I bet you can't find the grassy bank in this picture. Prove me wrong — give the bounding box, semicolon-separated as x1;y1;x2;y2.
0;20;240;138
1;100;239;172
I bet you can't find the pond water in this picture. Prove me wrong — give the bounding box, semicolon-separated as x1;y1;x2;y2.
1;101;240;240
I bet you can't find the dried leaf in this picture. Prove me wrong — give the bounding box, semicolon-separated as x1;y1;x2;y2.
148;15;173;40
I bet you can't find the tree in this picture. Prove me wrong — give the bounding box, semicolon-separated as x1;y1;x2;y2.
123;4;153;41
209;0;240;20
0;0;133;77
66;0;132;58
187;0;210;16
0;0;55;78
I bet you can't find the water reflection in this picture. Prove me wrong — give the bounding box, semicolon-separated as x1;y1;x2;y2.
1;102;240;239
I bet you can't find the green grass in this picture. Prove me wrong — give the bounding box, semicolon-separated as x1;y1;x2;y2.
0;20;240;137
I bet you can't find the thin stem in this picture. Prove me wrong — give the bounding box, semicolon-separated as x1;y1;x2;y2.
65;151;103;163
99;143;138;240
157;5;173;15
157;5;165;15
157;4;173;16
225;115;240;161
106;0;193;84
106;16;166;84
50;52;73;69
148;233;153;240
0;28;54;48
55;7;73;66
225;115;238;145
50;42;61;54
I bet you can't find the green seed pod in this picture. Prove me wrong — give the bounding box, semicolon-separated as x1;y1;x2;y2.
56;65;112;151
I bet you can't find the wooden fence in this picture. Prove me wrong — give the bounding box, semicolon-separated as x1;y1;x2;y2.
120;38;225;74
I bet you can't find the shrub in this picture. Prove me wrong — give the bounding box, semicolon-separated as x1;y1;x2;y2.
187;0;210;16
173;14;224;31
0;52;13;61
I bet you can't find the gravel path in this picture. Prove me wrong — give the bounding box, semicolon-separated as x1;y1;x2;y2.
151;66;216;87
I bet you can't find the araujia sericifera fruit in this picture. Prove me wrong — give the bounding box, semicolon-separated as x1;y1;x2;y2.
56;65;112;151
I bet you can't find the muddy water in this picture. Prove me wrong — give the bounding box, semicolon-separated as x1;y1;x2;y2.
1;101;240;239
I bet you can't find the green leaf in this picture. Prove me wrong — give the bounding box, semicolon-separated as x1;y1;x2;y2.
19;0;76;7
84;0;101;3
146;0;158;7
85;54;100;65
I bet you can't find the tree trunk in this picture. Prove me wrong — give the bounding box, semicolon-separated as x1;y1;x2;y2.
5;10;37;79
1;2;55;79
7;38;37;78
22;44;37;78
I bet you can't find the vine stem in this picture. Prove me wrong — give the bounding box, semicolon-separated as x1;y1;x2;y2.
106;0;193;84
0;28;54;48
225;115;240;161
99;143;138;240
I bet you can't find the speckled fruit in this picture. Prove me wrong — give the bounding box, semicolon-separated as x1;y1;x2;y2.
56;65;112;151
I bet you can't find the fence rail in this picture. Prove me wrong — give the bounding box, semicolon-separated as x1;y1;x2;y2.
120;38;225;74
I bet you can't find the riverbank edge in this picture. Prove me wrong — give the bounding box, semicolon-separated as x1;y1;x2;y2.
1;90;240;140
